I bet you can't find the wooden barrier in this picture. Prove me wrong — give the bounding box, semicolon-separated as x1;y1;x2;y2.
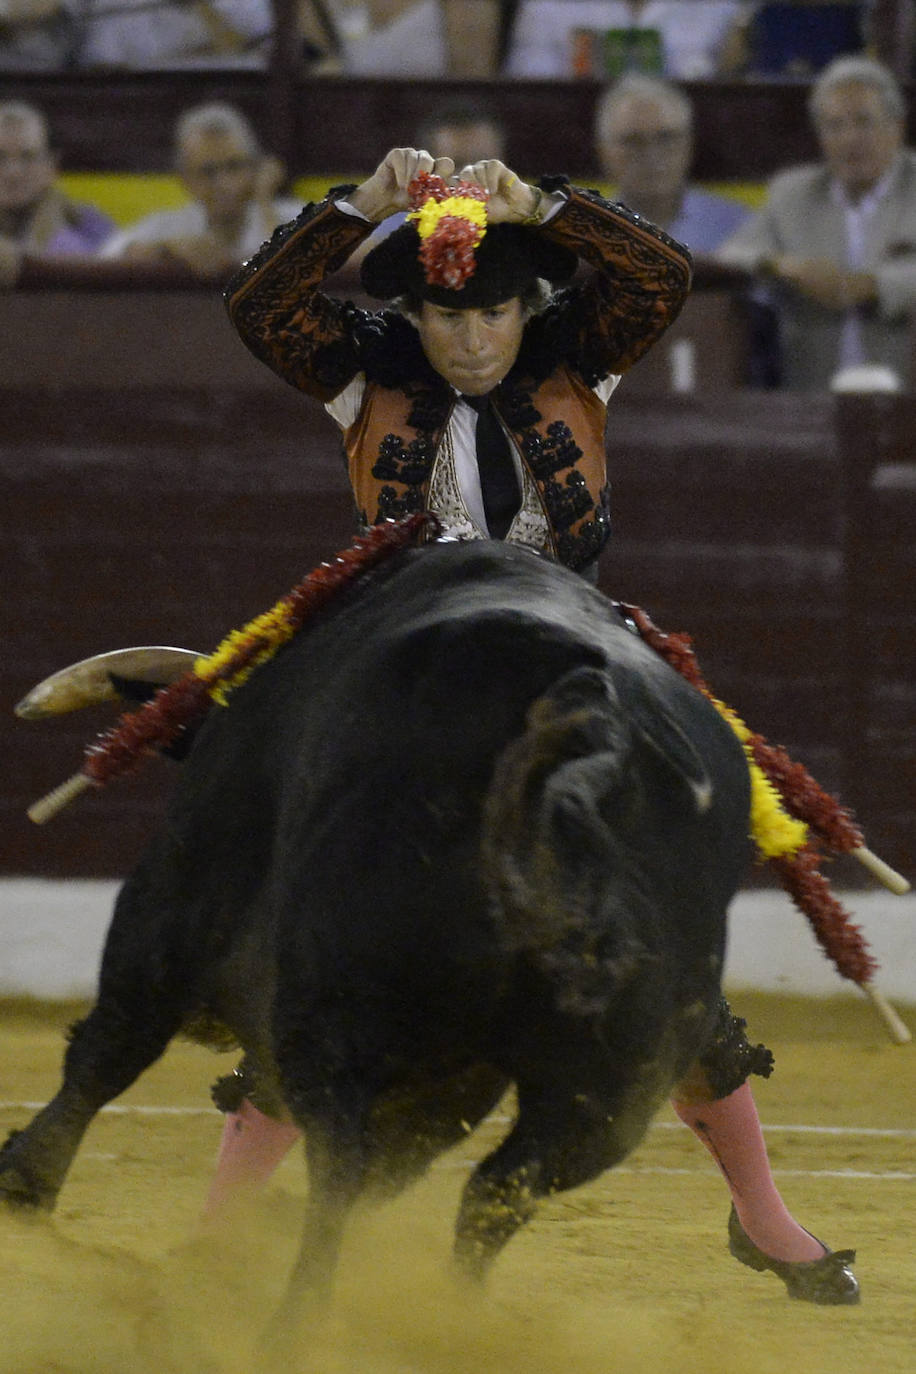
1;288;913;882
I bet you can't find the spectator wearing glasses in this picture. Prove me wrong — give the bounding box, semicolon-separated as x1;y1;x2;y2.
594;73;749;251
716;55;916;389
100;103;299;275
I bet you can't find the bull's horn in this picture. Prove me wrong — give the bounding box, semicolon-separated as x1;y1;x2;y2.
15;646;202;720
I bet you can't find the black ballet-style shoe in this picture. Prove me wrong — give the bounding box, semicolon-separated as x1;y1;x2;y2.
728;1206;860;1305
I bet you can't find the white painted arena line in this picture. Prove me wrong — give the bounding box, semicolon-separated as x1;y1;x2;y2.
433;1162;916;1181
739;1168;915;1182
2;1103;914;1182
2;1103;908;1181
0;1102;215;1115
1;1103;914;1140
651;1120;916;1139
75;1158;908;1182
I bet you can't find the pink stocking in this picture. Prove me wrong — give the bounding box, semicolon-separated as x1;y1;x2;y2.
672;1081;825;1262
202;1098;302;1220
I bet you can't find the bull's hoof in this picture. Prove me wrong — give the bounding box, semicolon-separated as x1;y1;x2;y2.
728;1206;860;1305
0;1169;53;1211
0;1133;55;1211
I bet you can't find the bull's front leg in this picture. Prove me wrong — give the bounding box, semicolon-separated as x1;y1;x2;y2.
0;997;184;1211
0;1095;95;1210
453;1083;640;1281
263;1104;372;1350
453;1155;542;1281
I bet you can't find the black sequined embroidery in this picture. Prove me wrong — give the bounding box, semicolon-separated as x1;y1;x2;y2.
524;420;583;480
371;433;436;487
376;484;425;520
697;996;775;1100
368;381;451;523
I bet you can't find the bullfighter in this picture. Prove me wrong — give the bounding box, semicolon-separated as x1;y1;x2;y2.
216;145;858;1303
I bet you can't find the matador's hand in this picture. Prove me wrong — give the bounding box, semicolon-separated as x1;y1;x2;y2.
456;160;542;225
349;147;455;223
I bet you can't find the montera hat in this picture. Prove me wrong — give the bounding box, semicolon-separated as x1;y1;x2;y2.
360;220;579;308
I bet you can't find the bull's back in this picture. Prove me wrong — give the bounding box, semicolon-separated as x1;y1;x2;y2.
163;542;749;1059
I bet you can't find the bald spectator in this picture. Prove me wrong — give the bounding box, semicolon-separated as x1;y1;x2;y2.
0;102;114;255
594;73;749;251
101;103;299;275
717;55;916;389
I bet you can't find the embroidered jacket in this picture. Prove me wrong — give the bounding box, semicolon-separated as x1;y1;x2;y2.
225;180;692;572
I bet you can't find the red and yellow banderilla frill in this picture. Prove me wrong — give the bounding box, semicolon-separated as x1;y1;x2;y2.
24;525;909;1039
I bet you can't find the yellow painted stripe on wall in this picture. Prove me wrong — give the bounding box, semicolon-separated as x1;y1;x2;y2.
56;173;358;225
57;173;767;227
590;179;767;209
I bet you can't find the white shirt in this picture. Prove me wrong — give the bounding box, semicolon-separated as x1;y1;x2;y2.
832;164;896;368
100;197;301;260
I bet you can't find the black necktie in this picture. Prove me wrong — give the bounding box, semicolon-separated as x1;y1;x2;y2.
462;394;520;539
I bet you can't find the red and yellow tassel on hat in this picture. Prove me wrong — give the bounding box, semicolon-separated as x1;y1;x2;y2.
406;171;488;290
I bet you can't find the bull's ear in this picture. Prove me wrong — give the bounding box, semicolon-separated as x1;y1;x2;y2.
627;682;713;814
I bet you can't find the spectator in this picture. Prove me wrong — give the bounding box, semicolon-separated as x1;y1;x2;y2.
415;97;507;167
72;0;272;68
594;73;749;250
342;1;504;76
100;103;299;275
716;55;916;389
0;0;508;73
504;1;746;80
0;101;114;254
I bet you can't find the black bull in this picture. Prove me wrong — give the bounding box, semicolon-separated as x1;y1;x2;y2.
1;540;752;1313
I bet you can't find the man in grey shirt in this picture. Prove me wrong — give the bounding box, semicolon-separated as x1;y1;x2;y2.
716;56;916;391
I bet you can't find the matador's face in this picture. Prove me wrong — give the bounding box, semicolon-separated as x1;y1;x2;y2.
413;298;527;395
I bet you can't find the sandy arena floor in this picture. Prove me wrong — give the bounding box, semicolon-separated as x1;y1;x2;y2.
0;993;913;1374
